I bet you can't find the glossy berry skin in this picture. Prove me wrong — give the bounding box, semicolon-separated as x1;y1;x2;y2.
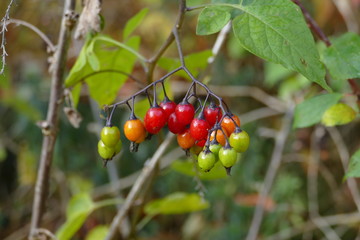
124;119;146;143
177;129;195;149
160;100;177;120
229;130;250;153
221;115;241;136
190;118;210;141
175;101;195;126
209;142;221;156
196;139;206;147
114;140;122;154
98;140;115;160
198;151;216;172
204;104;223;127
210;129;227;146
168;112;186;134
101;126;120;147
144;107;167;134
219;147;237;168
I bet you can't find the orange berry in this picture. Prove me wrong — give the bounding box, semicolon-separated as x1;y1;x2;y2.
210;129;228;146
124;119;146;143
177;129;195;149
221;115;240;136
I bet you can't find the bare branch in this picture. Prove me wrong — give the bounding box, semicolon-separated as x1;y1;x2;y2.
29;0;77;238
245;106;294;240
0;0;15;74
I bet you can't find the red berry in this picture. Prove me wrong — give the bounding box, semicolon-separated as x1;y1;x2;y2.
168;112;186;134
160;99;177;120
196;139;206;147
204;103;223;127
144;107;167;134
190;117;210;141
175;101;195;126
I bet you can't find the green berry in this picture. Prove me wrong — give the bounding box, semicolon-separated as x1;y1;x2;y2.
98;140;115;160
219;147;237;168
190;145;203;156
229;130;249;153
101;126;121;147
198;151;216;172
114;139;122;155
209;142;221;155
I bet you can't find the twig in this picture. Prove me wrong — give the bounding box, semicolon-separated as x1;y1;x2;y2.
0;0;15;74
104;133;175;240
29;0;76;239
327;127;360;213
6;18;55;52
307;126;340;240
245;106;294;240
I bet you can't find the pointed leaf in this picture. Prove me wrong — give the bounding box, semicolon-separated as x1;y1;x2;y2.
322;32;360;80
346;149;360;179
144;192;209;215
196;7;231;35
227;0;328;90
321;103;357;126
293;93;342;128
123;8;148;40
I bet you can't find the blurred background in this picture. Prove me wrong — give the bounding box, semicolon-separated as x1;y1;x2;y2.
1;0;360;239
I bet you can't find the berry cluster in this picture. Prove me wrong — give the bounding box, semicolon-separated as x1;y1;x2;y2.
97;71;250;174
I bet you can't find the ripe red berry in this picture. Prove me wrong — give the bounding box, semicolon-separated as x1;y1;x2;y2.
175;101;195;126
160;99;177;120
144;107;167;134
204;103;223;127
168;112;186;134
196;139;206;147
190;117;210;141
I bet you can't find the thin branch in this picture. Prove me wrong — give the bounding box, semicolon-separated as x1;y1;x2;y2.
104;133;175;240
0;0;15;74
308;126;341;240
29;0;77;238
245;106;294;240
327;127;360;213
6;18;55;52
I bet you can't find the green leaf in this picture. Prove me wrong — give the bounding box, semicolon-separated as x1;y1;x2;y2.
226;0;328;90
65;42;89;87
321;103;357;126
85;225;109;240
123;8;149;40
86;41;100;71
158;50;212;80
144;192;209;215
346;149;360;179
171;159;227;180
322;32;360;80
56;193;95;240
196;7;231;35
293;93;342;128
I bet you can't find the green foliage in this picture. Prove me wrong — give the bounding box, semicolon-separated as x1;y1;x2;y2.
123;8;149;40
321;103;357;127
144;192;209;215
171;159;227;180
196;7;231;35
322;32;360;80
85;225;109;240
346;149;360;179
196;0;328;90
293;93;342;128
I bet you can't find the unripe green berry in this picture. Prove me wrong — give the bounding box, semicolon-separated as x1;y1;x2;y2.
198;151;216;172
209;142;221;155
114;139;122;155
219;147;237;168
229;130;249;153
101;126;121;147
98;140;115;160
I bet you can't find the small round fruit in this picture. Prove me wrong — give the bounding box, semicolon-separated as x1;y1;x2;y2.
221;115;240;135
114;139;122;155
101;126;121;147
204;103;223;127
168;112;186;134
209;142;221;155
98;140;115;160
219;147;237;168
210;129;227;146
190;145;203;156
229;130;250;153
190;118;210;141
124;119;146;143
177;129;195;149
196;139;206;147
175;101;195;126
160;99;177;120
144;107;167;134
198;151;216;172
